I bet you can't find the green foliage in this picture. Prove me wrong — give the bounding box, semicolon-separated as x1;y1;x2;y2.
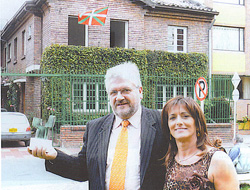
40;45;208;126
146;50;208;78
240;184;250;190
6;82;20;112
204;97;232;123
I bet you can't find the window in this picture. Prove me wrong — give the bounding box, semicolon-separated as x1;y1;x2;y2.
213;0;244;5
168;26;187;53
68;16;88;46
7;43;11;61
3;47;7;67
110;20;128;48
156;85;194;109
14;38;17;62
213;26;244;51
28;25;32;39
72;81;109;112
22;30;26;57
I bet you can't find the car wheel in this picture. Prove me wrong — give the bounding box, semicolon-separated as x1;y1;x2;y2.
25;140;30;147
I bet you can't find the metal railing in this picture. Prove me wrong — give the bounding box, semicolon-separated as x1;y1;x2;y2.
1;70;234;130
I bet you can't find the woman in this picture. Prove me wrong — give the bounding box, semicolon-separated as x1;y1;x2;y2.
161;96;239;190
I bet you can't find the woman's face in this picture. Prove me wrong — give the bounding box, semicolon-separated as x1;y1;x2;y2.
168;104;197;141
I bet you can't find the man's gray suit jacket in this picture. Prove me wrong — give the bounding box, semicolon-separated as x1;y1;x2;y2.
45;106;168;190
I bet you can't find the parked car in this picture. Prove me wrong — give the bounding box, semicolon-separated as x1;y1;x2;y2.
1;108;7;112
1;112;31;146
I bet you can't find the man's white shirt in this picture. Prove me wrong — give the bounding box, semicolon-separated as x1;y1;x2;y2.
105;106;142;190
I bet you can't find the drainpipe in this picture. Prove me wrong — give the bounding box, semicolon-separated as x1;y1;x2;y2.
208;19;215;100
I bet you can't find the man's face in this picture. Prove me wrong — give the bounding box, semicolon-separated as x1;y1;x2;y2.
108;78;143;119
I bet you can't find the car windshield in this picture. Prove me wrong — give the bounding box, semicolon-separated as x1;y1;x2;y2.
1;114;27;124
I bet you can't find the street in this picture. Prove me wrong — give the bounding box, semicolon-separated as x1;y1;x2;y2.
1;141;88;190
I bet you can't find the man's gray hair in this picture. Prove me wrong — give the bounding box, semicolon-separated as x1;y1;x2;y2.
235;135;244;143
105;62;142;92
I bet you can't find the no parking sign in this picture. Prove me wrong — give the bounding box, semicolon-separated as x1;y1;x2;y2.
195;77;208;101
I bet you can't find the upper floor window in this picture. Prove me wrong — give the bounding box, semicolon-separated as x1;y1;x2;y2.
28;25;32;40
22;30;26;57
72;81;109;112
213;26;244;51
68;16;88;46
214;0;244;5
110;20;128;48
156;84;194;110
3;47;7;67
7;43;11;61
14;38;17;62
168;26;187;53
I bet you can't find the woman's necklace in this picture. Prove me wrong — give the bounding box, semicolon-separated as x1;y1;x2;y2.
177;150;200;163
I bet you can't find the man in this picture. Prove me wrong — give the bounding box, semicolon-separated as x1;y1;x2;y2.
28;62;168;190
229;135;250;174
229;135;243;162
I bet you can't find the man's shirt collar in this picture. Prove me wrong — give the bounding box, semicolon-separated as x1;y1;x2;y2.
113;105;142;129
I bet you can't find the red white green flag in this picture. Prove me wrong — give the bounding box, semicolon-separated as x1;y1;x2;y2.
78;7;108;26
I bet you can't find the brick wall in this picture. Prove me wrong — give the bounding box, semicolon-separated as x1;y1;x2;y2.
144;12;211;53
60;125;86;148
25;16;35;68
34;15;42;65
207;123;233;143
2;0;217;119
25;76;41;118
4;14;34;72
42;0;213;52
60;123;234;148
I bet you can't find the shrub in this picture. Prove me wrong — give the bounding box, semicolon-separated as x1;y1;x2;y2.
205;97;232;123
40;45;208;126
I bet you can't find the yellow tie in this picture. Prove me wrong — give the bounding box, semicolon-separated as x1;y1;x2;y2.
109;120;130;190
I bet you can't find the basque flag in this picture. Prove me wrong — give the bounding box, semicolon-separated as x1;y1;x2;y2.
78;7;108;26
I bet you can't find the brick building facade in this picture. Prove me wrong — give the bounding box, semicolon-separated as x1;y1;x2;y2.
1;0;217;118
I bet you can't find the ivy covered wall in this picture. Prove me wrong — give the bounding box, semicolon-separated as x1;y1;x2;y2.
40;45;208;126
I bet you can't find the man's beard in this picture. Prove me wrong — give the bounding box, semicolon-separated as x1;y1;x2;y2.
113;100;138;119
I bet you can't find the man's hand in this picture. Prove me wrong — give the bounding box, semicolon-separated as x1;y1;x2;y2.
27;146;57;160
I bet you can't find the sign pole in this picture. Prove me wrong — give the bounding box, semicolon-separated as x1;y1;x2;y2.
233;102;237;139
201;100;204;113
231;73;241;139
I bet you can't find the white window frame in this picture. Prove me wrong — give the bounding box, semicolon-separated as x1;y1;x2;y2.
157;84;194;110
168;26;187;53
125;21;128;48
22;30;26;56
68;16;88;46
213;26;244;52
4;47;7;65
7;43;11;61
85;25;89;47
72;82;110;112
110;20;128;48
14;38;17;61
213;0;244;5
28;25;32;39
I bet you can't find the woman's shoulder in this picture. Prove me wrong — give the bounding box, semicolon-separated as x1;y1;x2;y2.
205;146;231;165
208;148;239;189
208;147;237;179
209;147;230;161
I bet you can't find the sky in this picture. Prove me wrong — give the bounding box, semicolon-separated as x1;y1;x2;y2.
0;0;27;30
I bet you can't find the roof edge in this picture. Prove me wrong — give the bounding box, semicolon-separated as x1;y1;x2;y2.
131;0;219;16
1;0;45;40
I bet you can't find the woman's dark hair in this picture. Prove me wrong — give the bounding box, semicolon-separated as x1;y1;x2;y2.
161;96;213;165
